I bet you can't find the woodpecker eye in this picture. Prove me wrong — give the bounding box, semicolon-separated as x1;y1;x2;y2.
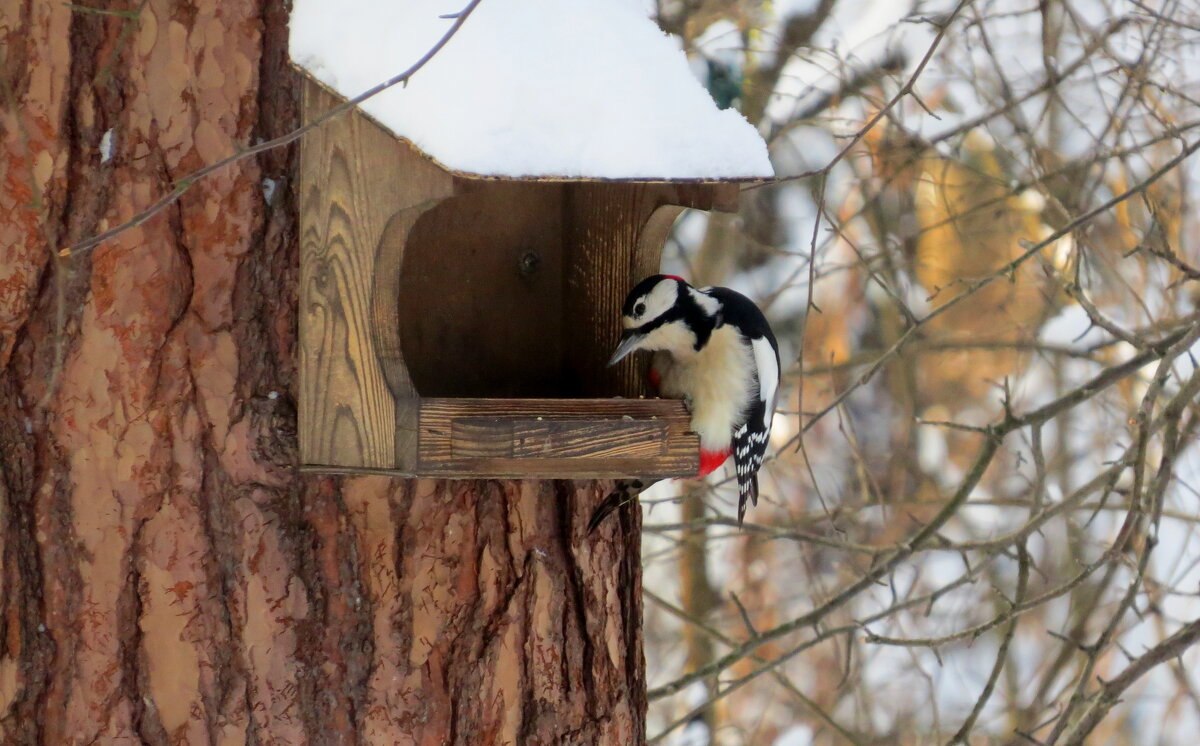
634;302;646;317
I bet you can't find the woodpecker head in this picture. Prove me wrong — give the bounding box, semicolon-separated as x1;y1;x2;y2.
607;274;719;366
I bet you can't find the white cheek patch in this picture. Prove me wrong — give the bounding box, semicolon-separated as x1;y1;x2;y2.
640;322;696;355
637;280;679;324
690;287;720;315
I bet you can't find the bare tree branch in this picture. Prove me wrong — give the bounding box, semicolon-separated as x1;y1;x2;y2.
57;0;486;258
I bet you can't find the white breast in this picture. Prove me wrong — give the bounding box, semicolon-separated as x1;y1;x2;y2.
657;326;756;450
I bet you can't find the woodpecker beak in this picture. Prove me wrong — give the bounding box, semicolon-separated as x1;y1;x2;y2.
607;330;644;366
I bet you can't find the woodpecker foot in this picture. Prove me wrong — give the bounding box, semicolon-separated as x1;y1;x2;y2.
587;479;645;534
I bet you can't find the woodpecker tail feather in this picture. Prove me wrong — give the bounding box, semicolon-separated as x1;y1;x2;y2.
587;479;658;533
737;473;759;527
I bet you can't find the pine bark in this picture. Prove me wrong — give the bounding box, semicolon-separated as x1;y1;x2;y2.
0;2;645;743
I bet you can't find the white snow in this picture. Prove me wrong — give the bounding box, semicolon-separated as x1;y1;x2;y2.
677;718;710;746
773;724;814;746
99;128;114;163
916;422;949;480
684;680;710;708
289;0;773;180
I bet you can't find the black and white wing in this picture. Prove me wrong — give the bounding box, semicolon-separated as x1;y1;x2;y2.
732;335;779;525
699;286;780;526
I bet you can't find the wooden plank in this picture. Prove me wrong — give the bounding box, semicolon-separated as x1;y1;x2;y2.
367;144;455;469
298;75;452;469
420;397;697;418
662;181;742;213
563;183;661;399
511;419;664;458
449;418;667;459
417;398;700;478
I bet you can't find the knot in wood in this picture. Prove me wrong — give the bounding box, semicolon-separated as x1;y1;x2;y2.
517;249;541;277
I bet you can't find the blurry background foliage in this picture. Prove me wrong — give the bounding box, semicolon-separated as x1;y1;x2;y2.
639;1;1200;744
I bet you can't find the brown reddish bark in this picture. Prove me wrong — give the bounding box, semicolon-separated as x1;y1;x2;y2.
0;1;645;743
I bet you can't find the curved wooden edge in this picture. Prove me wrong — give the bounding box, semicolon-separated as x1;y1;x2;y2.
371;198;451;469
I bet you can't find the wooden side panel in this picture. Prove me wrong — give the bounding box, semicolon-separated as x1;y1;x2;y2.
399;181;566;398
563;183;735;399
373;209;435;469
638;204;687;275
298;78;452;468
564;183;655;399
699;182;742;213
417;398;700;478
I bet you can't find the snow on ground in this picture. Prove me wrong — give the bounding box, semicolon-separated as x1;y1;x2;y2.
289;0;773;180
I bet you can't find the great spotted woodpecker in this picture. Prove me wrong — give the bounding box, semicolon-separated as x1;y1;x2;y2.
588;274;780;530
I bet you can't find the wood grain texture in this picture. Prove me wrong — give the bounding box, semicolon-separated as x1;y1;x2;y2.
338;477;648;744
417;398;700;478
400;181;566;398
564;183;666;399
562;182;741;400
367;145;455;468
299;78;453;468
373;210;427;469
638;204;687;277
449;419;666;459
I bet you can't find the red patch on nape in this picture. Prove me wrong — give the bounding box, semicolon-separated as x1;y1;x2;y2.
663;274;687;283
698;449;730;477
646;367;662;391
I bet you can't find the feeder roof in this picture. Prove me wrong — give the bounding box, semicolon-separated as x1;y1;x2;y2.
289;0;774;181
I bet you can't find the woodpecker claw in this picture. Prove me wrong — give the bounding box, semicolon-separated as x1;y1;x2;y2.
586;498;621;534
587;480;646;533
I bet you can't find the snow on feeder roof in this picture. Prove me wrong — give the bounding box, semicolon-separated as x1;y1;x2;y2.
289;0;774;181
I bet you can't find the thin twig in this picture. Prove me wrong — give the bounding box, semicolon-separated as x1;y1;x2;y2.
57;0;486;258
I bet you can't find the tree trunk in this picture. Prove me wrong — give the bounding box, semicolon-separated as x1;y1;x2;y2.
0;2;645;743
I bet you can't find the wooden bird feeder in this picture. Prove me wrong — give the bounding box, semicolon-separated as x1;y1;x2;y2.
293;16;771;479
